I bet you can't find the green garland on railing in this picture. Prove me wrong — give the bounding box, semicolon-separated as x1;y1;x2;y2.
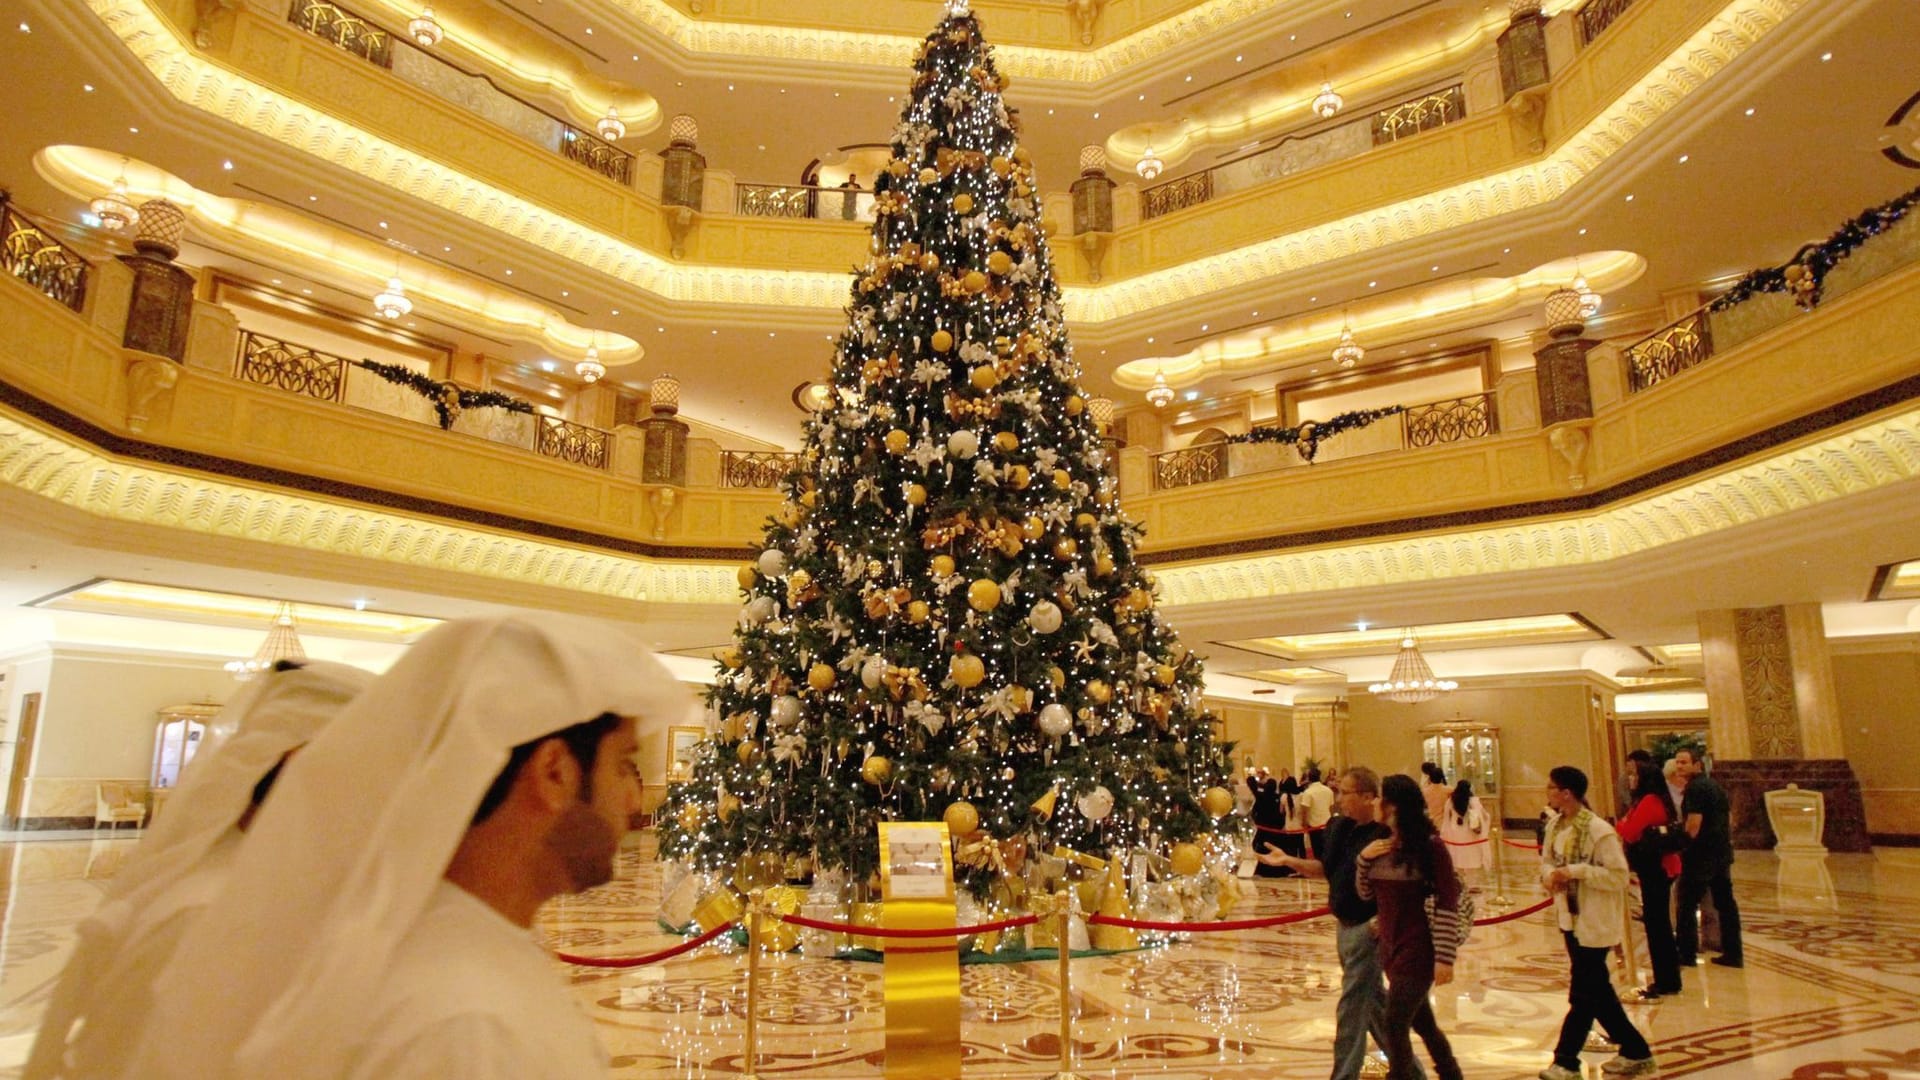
354;358;536;430
1709;182;1920;313
1224;405;1405;463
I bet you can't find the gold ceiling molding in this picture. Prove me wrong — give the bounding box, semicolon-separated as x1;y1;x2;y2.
1149;406;1920;607
0;411;742;607
80;0;1798;322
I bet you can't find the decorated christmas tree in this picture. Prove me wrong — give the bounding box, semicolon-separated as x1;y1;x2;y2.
659;1;1235;925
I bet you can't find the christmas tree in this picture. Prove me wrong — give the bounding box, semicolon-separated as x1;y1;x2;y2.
660;0;1233;913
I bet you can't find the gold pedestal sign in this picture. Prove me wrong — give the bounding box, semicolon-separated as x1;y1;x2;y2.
877;821;961;1079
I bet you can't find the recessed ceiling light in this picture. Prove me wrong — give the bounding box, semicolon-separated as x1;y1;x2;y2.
1185;75;1193;82
540;360;557;372
780;89;787;94
1251;310;1259;317
504;269;513;275
1577;227;1587;235
711;329;719;335
1308;296;1317;303
834;92;841;98
657;326;666;333
17;22;28;33
1289;34;1297;41
443;245;452;252
1624;194;1634;202
1502;247;1511;254
1367;280;1377;288
1138;93;1145;101
768;331;776;338
308;194;318;201
271;278;282;285
561;290;569;296
1744;107;1755;116
378;221;388;229
1235;54;1243;62
757;144;766;151
583;26;593;34
1146;336;1155;343
610;308;619;315
1430;265;1440;272
128;126;139;134
301;288;312;295
83;83;94;92
1678;153;1689;163
1820;51;1833;61
728;84;735;91
405;321;415;328
1092;111;1100;119
1200;323;1209;331
1047;108;1054;115
222;160;233;170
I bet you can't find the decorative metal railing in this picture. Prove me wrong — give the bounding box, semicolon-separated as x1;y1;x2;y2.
1151;444;1227;490
1403;392;1497;447
1575;0;1636;46
288;0;392;68
560;125;634;186
535;416;612;470
1626;311;1714;393
733;184;870;220
1372;86;1467;146
233;332;349;402
0;198;89;313
1140;84;1466;221
720;451;800;488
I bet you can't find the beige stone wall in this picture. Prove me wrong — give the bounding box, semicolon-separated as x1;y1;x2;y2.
1208;699;1294;788
1832;649;1920;836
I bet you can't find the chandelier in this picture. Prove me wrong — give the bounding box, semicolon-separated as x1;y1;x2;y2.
225;602;308;682
1145;371;1174;408
408;6;444;47
1573;272;1602;319
373;276;413;319
1368;633;1458;703
945;0;970;15
1312;82;1345;119
1136;146;1164;181
1331;320;1365;368
576;344;606;383
90;161;140;233
596;107;626;142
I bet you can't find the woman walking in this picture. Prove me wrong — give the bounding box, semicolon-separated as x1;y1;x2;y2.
1616;762;1684;999
1357;774;1465;1080
1438;780;1490;895
1538;766;1657;1079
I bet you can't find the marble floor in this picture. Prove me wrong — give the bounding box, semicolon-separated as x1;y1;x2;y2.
2;833;1917;1079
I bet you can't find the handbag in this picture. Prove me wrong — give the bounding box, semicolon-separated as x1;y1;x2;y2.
1424;885;1475;951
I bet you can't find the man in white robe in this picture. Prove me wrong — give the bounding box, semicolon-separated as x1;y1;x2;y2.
25;660;373;1080
120;613;694;1080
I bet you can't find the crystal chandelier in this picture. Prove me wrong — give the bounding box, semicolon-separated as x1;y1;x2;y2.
90;161;140;233
1331;320;1365;368
373;276;413;319
1368;633;1458;703
576;344;606;383
1573;272;1602;319
1145;370;1174;408
1136;146;1164;180
1312;82;1345;120
596;107;626;142
945;0;970;15
408;6;444;47
225;602;308;682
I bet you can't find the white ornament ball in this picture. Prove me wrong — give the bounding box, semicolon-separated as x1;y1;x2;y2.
757;549;789;577
1036;702;1072;737
861;656;887;690
740;596;777;627
1028;600;1063;635
947;430;980;459
1076;785;1115;821
770;694;803;728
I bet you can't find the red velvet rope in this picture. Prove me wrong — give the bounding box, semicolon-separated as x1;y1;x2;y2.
1502;838;1543;850
1086;905;1332;932
777;912;1042;939
1471;897;1555;926
1254;823;1327;836
1443;838;1490;846
557;919;736;969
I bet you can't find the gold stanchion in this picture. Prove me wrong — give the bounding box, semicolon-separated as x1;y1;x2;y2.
1490;821;1512;911
742;888;763;1080
1053;888;1080;1080
1618;885;1641;990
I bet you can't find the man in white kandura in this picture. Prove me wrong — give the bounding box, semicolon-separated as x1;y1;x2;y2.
120;613;695;1080
25;660;373;1080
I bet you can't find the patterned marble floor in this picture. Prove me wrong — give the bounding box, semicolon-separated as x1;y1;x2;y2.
1;834;1917;1079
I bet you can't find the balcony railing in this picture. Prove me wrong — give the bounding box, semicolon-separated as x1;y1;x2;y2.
721;450;800;488
234;331;349;402
0;198;89;314
285;0;633;187
1626;312;1712;393
1152;444;1227;490
1141;83;1466;222
1576;0;1637;46
735;184;871;221
1404;392;1497;446
535;416;612;470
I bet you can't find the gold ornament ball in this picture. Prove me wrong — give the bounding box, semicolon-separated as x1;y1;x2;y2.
990;155;1012;176
943;800;981;835
1014;146;1032;165
1169;842;1205;877
1066;395;1086;416
718;792;743;823
1130;587;1154;612
921;252;942;272
970;365;1000;391
1201;786;1234;818
737;740;764;767
931;553;956;576
789;568;812;592
808;662;837;691
1154;664;1177;687
1006;464;1031;489
986;250;1013;276
905;483;928;506
718;646;743;669
677;802;705;830
967;578;1002;612
885;428;911;454
1087;680;1113;704
950;652;986;688
918;167;939;185
1051;468;1073;489
1052;536;1079;560
800;489;818;509
992;431;1019;453
736;565;759;591
907;599;931;623
953;192;975;214
962;269;989;293
1047;665;1067;688
931;329;955;353
861;755;893;785
1094;552;1116;578
1022;515;1047;540
1075;512;1098;531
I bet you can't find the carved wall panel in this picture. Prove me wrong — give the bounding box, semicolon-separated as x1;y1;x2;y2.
1733;605;1803;759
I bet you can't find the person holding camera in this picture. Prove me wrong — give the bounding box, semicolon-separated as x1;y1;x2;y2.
1615;762;1685;999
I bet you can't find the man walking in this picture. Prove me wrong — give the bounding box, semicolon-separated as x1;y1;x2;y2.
1259;767;1421;1080
1672;748;1743;968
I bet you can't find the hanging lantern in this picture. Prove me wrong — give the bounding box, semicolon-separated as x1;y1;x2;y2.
1312;82;1345;120
576;345;606;383
1078;145;1109;177
1135;146;1163;181
407;5;444;47
372;276;413;319
651;372;681;415
596;107;626;142
1145;371;1174;409
90;167;139;233
1088;396;1115;433
1331;322;1365;368
1544;284;1586;337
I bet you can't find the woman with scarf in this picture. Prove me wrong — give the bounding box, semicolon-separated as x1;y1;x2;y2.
1357;773;1465;1080
1538;766;1657;1079
1616;761;1685;1000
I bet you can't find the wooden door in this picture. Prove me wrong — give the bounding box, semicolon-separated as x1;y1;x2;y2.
5;693;41;822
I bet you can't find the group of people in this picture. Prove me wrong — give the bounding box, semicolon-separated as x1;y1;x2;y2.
1246;764;1334;873
28;614;692;1080
1249;750;1743;1080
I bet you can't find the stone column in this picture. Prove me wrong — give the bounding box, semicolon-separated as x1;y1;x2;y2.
1697;604;1869;850
1291;699;1351;775
1496;2;1551;100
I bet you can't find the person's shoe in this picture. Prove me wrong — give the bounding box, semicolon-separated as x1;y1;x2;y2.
1538;1065;1582;1080
1632;985;1664;1001
1678;955;1700;966
1602;1054;1658;1075
1710;956;1744;968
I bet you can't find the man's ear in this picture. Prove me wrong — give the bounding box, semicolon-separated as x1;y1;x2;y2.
522;737;583;813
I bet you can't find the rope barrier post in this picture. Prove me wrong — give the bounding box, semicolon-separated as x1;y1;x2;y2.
742;889;763;1080
1490;819;1512;910
1619;884;1641;990
1053;889;1079;1080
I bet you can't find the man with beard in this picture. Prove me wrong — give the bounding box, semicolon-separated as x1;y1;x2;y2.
119;614;690;1080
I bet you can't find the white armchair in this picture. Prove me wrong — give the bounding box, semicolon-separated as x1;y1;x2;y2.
94;783;147;832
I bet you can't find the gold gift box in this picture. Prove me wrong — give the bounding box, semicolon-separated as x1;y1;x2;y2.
850;901;886;952
692;887;744;932
751;884;806;953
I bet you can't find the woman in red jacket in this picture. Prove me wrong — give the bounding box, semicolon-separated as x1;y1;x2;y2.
1616;762;1684;998
1358;773;1465;1080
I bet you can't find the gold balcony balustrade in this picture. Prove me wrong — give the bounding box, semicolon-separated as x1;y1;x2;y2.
234;331;349;402
1403;392;1498;447
535;415;613;471
1151;444;1227;490
1575;0;1639;47
1371;86;1468;146
720;451;802;488
288;0;392;68
1626;311;1713;393
1;198;90;314
734;184;871;222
